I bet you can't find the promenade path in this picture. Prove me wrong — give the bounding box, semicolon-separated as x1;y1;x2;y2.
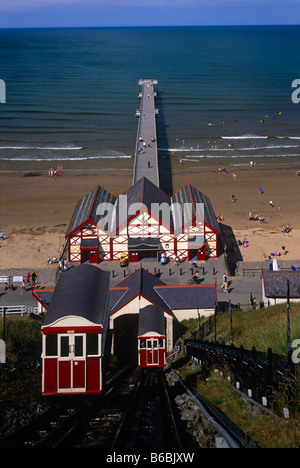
133;79;159;187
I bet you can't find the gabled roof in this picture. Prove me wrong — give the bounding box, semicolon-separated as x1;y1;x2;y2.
42;264;110;327
171;183;220;234
110;267;172;316
66;185;116;238
138;304;165;337
114;177;173;233
155;284;218;310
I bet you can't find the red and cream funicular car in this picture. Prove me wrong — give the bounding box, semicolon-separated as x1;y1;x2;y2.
41;264;110;396
138;305;166;368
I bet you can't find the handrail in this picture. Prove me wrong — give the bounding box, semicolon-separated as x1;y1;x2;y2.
0;305;39;316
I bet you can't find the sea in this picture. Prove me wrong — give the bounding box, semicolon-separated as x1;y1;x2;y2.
1;25;300;172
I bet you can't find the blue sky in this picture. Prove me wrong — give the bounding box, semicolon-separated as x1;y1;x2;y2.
0;0;299;28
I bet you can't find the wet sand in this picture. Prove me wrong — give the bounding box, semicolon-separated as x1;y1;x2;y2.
1;158;300;269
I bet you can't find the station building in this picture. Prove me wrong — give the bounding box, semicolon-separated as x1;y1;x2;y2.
64;177;221;264
37;265;218;369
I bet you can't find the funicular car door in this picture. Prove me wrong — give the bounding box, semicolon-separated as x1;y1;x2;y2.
58;334;86;393
146;338;159;366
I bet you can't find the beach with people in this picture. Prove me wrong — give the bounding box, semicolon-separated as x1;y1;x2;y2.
1;156;300;269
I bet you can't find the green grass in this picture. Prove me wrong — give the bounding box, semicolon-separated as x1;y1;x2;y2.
196;371;300;448
207;302;300;355
0;317;43;414
175;303;300;448
0;316;42;363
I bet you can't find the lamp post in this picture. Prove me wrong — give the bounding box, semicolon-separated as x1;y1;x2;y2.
287;280;291;355
229;300;234;345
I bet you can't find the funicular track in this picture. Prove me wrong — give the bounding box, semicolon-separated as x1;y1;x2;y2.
0;366;137;448
112;369;184;449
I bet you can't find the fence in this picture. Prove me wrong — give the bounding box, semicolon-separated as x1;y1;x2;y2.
185;340;298;416
0;305;39;317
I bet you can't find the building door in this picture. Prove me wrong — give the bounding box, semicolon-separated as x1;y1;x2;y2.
197;245;206;261
130;252;139;263
146;339;159;366
89;249;98;264
58;334;86;393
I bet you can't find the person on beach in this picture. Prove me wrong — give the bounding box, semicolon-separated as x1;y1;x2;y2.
26;272;30;284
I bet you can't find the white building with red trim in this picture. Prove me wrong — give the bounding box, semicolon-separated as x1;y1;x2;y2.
65;177;221;264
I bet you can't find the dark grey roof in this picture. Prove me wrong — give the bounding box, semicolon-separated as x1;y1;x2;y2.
155;284;218;310
138;305;165;336
110;287;128;311
263;271;300;298
110;268;172;315
43;264;110;327
32;290;54;309
66;186;116;237
171;183;220;234
114;177;173;232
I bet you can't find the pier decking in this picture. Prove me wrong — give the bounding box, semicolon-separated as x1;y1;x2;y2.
133;79;160;187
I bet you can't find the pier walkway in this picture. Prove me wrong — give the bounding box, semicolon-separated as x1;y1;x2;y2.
133;79;160;187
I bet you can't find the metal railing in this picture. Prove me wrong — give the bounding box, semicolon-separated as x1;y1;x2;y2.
0;305;39;317
185;340;297;415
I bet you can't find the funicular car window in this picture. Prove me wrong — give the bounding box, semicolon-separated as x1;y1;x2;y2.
60;336;69;357
74;335;83;357
140;339;146;349
159;339;164;348
87;334;98;356
46;335;58;357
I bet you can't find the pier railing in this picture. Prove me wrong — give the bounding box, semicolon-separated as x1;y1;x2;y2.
132;85;143;186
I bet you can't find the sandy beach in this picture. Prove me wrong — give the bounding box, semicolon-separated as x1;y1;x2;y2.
1;158;300;270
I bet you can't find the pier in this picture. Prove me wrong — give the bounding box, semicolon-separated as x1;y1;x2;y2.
133;79;160;187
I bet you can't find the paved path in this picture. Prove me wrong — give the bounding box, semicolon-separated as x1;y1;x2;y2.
0;267;57;308
0;258;266;312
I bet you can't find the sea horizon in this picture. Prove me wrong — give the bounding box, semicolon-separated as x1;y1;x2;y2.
0;25;300;172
